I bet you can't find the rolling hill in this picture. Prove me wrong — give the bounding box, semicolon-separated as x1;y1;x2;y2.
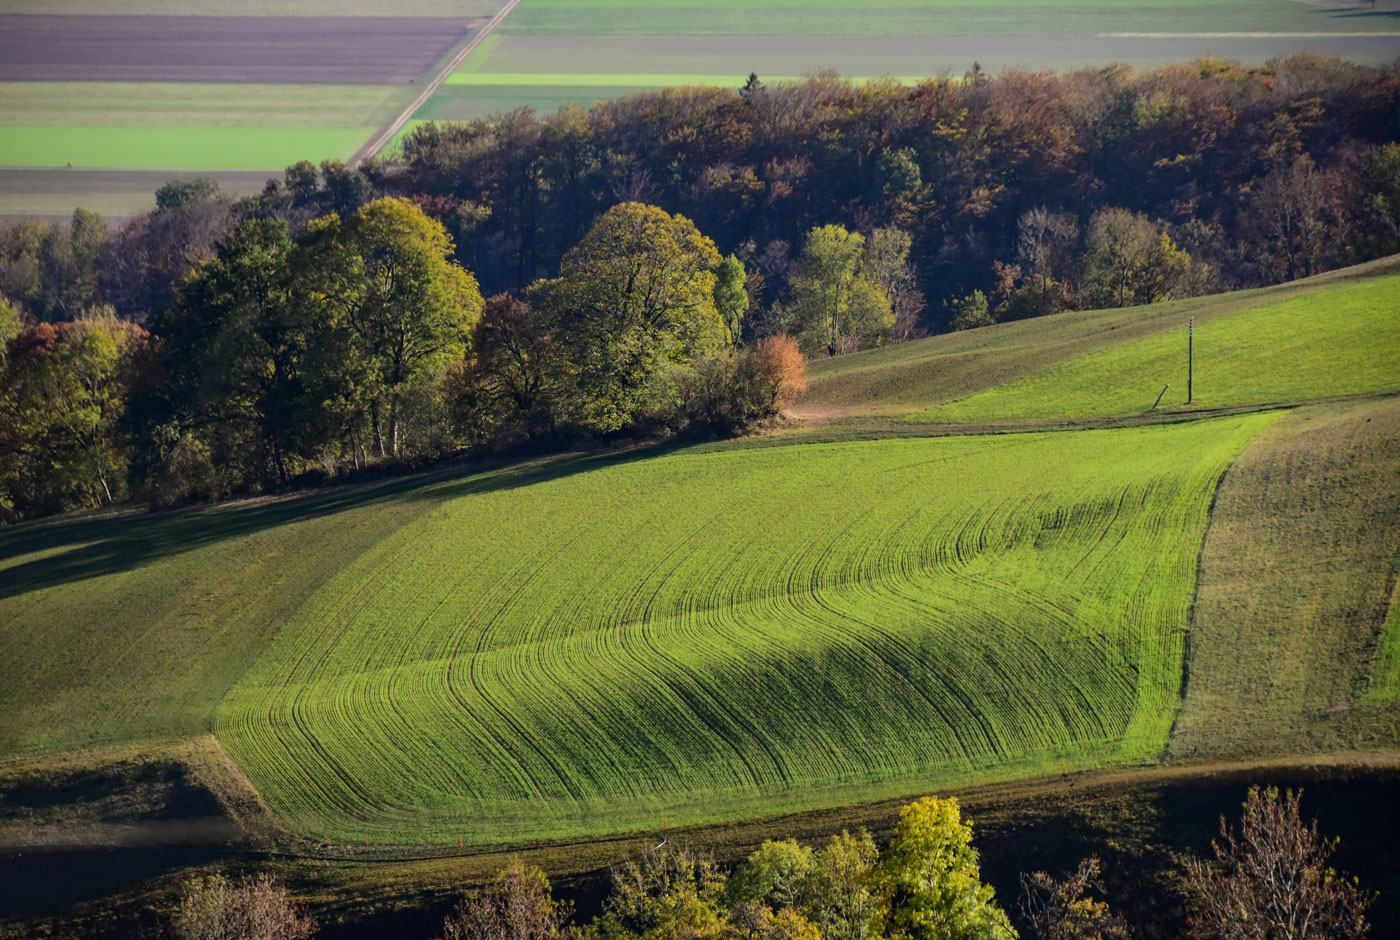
2;257;1398;850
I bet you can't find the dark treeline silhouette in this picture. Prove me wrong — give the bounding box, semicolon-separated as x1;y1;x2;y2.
2;55;1398;521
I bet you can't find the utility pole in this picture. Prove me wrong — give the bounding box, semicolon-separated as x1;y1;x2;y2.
1187;316;1194;404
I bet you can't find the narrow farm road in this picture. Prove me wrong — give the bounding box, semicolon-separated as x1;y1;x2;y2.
350;0;523;168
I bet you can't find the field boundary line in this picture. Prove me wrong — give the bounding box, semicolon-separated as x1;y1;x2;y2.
350;0;522;168
1098;31;1400;38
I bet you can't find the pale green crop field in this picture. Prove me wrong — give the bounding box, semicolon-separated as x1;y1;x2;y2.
216;415;1272;844
498;0;1392;35
0;126;376;170
0;83;404;172
910;275;1400;425
412;0;1399;124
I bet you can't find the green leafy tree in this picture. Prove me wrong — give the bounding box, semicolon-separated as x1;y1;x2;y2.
879;796;1016;940
946;291;993;331
171;216;319;485
530;202;724;433
808;830;885;940
596;842;731;940
296;197;483;458
728;840;817;912
713;254;750;345
0;315;146;518
786;225;893;356
1081;208;1194;308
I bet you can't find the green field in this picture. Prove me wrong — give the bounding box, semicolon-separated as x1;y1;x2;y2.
0;83;406;172
498;0;1397;36
408;0;1400;129
0;125;377;170
910;276;1400;424
798;261;1400;426
0;83;409;129
5;0;504;14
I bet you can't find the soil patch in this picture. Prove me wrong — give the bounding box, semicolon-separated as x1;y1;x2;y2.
0;15;480;84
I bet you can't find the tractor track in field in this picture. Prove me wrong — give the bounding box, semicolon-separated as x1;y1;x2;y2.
350;0;523;168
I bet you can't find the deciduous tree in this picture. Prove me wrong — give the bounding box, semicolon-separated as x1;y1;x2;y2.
786;224;892;356
878;796;1016;940
530;202;724;432
1184;787;1371;940
174;872;317;940
295;197;483;457
439;860;570;940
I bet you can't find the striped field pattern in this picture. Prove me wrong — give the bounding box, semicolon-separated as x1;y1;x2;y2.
217;414;1275;844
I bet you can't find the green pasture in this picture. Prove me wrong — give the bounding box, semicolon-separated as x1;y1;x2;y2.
499;0;1388;36
0;125;375;170
909;275;1400;425
216;415;1270;843
797;261;1400;425
0;84;398;172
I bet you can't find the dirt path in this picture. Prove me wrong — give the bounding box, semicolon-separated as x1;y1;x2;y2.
350;0;522;167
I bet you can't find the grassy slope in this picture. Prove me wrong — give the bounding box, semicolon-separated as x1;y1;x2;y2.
218;416;1270;844
914;277;1400;424
796;258;1400;425
0;475;455;757
1171;396;1400;756
2;259;1396;854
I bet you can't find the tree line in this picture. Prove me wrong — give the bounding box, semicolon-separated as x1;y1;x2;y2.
0;198;808;521
172;788;1373;940
2;54;1398;520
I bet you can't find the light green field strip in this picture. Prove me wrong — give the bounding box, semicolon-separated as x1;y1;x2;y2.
6;0;505;14
446;73;924;86
0;126;376;170
217;414;1274;844
499;0;1381;36
0;83;411;129
1371;579;1400;703
909;276;1400;425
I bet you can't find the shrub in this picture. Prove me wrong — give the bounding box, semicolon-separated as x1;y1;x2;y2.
174;872;316;940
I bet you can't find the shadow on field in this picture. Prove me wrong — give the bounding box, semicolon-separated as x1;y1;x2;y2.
0;440;698;601
0;844;230;923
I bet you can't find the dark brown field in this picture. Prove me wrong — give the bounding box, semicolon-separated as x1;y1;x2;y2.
0;15;480;84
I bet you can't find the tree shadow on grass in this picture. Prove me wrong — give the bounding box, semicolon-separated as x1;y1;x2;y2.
0;439;699;603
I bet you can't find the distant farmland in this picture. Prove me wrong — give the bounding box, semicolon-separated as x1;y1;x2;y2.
402;0;1400;125
0;6;494;215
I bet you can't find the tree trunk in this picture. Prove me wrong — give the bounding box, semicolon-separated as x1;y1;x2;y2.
371;400;386;459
